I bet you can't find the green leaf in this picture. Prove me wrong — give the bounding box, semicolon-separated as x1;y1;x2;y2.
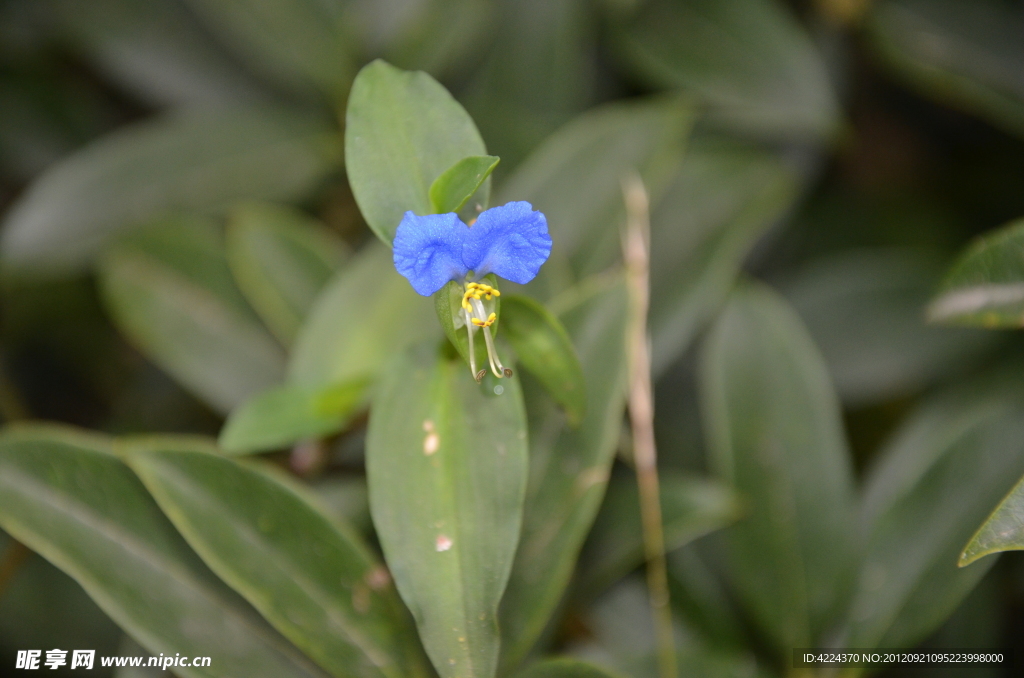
345;60;490;245
311;477;373;539
52;0;265;107
614;0;840;140
700;282;857;653
927;218;1024;327
786;248;998;406
433;274;501;375
514;658;625;678
500;295;585;426
0;424;328;678
868;0;1024;140
464;0;598;171
960;473;1024;566
219;378;369;454
98;216;286;414
667;545;748;651
499;98;694;281
379;0;494;80
289;241;437;387
648;133;799;375
123;438;426;678
226;202;349;346
429;155;500;214
499;278;629;671
848;375;1024;647
0;107;341;273
181;0;354;97
0;533;122;663
569;577;762;678
366;341;528;678
574;472;740;602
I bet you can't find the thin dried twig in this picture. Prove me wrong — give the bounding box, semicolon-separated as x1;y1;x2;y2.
622;172;675;678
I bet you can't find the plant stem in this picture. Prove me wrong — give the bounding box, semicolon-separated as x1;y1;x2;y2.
622;172;676;678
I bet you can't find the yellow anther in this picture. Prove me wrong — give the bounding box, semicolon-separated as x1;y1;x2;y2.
471;312;497;328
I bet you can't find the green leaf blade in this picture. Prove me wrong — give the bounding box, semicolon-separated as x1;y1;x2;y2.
928;218;1024;327
575;472;740;601
500;295;585;426
181;0;354;97
366;342;529;678
868;0;1024;140
648;134;800;375
124;439;424;678
500;99;694;280
615;0;840;140
98;217;286;414
226;202;349;346
429;155;500;214
345;60;489;245
219;379;369;455
960;473;1024;567
499;278;630;671
849;375;1024;647
0;107;340;273
0;425;327;678
289;241;437;387
514;658;625;678
700;282;858;652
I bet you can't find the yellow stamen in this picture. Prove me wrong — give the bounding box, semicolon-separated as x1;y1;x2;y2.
460;280;510;379
471;312;497;328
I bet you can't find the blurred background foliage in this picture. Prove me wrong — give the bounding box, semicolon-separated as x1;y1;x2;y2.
1;0;1024;676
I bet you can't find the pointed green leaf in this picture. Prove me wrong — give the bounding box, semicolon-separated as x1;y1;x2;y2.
464;0;598;171
219;378;369;454
960;473;1024;566
615;0;840;140
927;218;1024;327
700;283;857;652
289;241;437;387
500;99;694;281
429;155;500;214
124;438;426;678
346;60;490;245
787;248;997;406
499;278;629;671
0;107;341;273
514;658;625;678
380;0;493;79
868;0;1024;140
849;375;1024;647
648;134;800;375
433;274;501;375
181;0;354;97
226;202;350;346
0;424;328;678
53;0;265;107
98;217;286;414
367;342;528;678
500;295;585;426
574;472;740;601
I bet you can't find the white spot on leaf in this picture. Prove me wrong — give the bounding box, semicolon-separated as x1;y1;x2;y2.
436;534;453;552
424;431;440;455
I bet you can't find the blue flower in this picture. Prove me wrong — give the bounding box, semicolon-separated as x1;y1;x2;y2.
392;201;551;381
392;201;551;297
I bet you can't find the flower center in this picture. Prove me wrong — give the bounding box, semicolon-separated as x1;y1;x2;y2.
460;281;512;382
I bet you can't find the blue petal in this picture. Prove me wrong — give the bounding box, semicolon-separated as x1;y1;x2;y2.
393;212;470;296
462;201;551;284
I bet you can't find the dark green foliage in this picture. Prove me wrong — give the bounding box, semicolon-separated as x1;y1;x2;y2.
3;2;1024;677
